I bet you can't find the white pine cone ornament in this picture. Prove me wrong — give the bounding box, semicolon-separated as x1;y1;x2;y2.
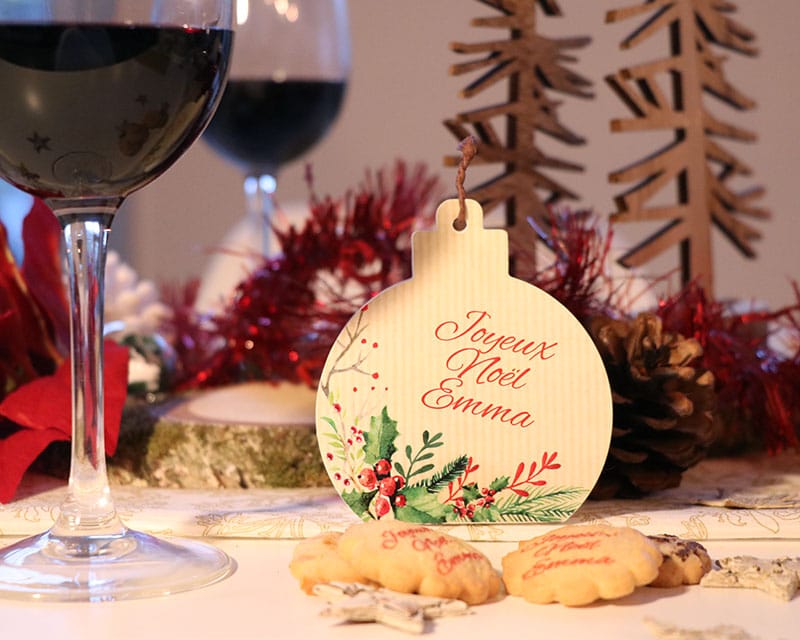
104;250;170;338
104;251;173;393
588;313;716;499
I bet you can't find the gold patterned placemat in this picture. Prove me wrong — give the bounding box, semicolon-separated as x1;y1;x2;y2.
2;453;799;542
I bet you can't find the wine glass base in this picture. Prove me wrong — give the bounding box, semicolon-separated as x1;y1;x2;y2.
0;527;235;602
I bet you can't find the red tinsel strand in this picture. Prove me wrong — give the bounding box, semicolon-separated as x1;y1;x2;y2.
521;208;799;454
529;209;619;320
657;281;800;453
159;279;220;387
166;162;439;390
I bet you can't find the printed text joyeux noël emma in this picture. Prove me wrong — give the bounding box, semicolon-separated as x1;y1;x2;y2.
420;309;558;429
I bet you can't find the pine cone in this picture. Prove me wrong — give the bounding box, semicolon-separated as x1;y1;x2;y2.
589;313;716;499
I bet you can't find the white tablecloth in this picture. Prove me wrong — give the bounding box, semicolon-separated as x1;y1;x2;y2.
3;453;799;542
1;453;799;640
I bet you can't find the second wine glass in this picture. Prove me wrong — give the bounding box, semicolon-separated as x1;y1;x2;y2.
203;0;350;255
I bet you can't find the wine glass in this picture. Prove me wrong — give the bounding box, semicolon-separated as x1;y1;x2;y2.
0;0;235;601
202;0;350;257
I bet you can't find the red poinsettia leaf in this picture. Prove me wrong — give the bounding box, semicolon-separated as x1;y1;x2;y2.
0;425;66;503
0;340;129;452
102;341;128;454
0;209;62;387
21;199;69;351
0;353;70;437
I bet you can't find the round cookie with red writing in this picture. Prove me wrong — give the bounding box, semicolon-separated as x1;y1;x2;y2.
502;523;663;606
337;519;502;605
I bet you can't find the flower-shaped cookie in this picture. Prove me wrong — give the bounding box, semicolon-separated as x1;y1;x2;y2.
337;519;501;605
502;524;663;606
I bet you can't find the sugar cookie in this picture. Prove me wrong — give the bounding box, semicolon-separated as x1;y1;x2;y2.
337;519;501;605
289;531;374;594
502;523;662;606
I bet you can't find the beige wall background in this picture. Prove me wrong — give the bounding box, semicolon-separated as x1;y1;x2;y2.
113;1;799;310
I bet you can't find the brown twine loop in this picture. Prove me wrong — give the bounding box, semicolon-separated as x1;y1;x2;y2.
455;136;477;230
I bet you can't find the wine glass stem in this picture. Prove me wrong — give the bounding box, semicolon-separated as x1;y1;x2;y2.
52;211;124;537
244;172;276;256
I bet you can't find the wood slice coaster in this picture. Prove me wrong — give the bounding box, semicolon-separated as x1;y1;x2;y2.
105;382;329;489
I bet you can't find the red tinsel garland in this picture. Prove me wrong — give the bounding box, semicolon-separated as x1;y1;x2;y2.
657;282;800;453
165;162;439;390
529;208;618;320
533;211;800;453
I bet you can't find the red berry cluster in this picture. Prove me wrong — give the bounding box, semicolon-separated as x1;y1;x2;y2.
357;458;406;518
452;498;475;520
346;425;364;447
479;487;497;505
452;487;497;520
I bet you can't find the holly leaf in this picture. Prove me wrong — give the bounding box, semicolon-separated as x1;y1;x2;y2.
341;488;376;520
395;486;450;523
362;406;398;465
471;504;502;523
462;482;481;503
490;476;510;492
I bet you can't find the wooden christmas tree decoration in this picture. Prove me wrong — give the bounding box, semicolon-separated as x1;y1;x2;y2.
606;0;769;292
444;0;592;277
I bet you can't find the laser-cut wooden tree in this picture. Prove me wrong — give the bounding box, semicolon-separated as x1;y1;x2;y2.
606;0;768;293
444;0;592;277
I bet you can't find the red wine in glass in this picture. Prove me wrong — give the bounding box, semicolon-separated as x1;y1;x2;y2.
0;24;230;200
203;78;346;175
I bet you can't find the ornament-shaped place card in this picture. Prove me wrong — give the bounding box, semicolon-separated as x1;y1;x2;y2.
316;199;612;524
